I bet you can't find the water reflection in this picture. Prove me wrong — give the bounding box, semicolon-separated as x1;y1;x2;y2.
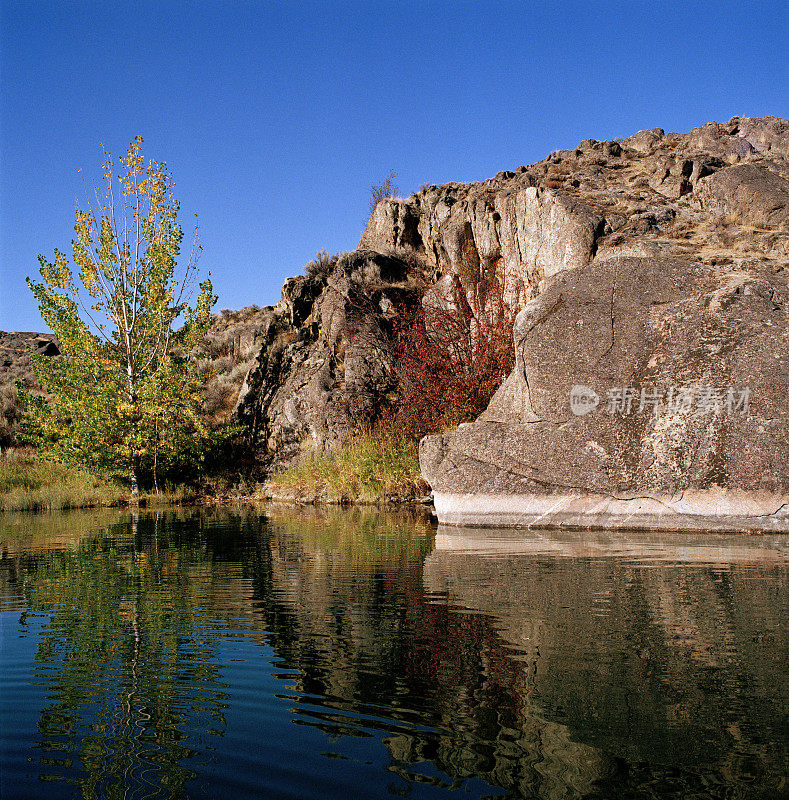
0;508;786;799
426;527;789;798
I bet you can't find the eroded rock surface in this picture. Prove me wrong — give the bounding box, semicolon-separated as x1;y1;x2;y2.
235;250;423;470
360;115;789;310
420;258;789;530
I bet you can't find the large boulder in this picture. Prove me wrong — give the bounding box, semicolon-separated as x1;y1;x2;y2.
420;257;789;531
694;164;789;229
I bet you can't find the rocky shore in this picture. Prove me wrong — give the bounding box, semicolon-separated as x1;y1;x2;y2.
236;115;788;530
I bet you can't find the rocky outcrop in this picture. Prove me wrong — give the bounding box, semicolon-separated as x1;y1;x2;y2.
0;332;61;449
235;250;424;470
237;116;789;521
694;163;789;229
359;115;789;310
0;332;60;364
420;257;789;530
360;186;606;309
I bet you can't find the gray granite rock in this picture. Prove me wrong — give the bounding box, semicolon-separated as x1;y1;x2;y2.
420;257;789;531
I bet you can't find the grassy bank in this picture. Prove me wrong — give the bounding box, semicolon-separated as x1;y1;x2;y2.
264;433;429;504
0;454;196;512
2;433;432;511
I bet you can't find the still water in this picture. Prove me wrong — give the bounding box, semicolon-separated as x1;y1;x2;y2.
0;507;786;799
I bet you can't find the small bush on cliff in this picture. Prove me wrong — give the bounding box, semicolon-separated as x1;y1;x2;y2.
304;249;342;280
368;170;399;217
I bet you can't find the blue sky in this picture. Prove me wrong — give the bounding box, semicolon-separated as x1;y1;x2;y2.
1;0;787;331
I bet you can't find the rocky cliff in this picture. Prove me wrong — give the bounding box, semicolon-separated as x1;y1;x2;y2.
411;116;789;530
359;116;788;302
238;115;788;529
235;250;427;469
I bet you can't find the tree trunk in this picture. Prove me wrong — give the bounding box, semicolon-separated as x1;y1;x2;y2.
130;448;140;496
153;419;159;494
128;380;140;497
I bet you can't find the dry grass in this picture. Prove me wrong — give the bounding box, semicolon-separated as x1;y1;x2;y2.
267;433;427;503
193;305;272;422
0;452;196;512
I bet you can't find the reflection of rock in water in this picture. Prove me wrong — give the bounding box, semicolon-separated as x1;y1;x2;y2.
8;510;784;799
423;527;788;797
384;714;603;800
260;510;606;799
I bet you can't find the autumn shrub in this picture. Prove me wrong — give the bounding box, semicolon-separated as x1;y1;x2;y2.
270;258;517;502
384;258;516;438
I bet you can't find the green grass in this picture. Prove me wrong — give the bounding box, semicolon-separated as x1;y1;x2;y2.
267;433;427;503
0;454;196;512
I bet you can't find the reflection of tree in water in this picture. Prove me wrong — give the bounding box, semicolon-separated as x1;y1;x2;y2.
4;509;786;800
16;511;264;799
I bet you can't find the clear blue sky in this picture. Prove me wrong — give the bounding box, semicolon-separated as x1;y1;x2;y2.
1;0;787;332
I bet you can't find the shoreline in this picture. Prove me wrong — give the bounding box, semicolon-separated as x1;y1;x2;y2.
3;457;788;533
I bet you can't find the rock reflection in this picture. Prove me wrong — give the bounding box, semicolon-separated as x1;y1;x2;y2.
424;526;788;799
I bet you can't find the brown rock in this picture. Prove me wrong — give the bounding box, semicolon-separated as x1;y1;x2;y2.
234;250;422;471
420;257;789;531
694;164;789;229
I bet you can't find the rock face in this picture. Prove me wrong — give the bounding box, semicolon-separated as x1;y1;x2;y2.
238;115;789;526
413;115;789;531
420;258;789;530
235;250;423;470
0;331;61;450
694;164;789;229
360;186;606;309
359;115;789;311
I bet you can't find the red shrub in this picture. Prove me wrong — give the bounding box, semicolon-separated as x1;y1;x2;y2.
385;264;516;438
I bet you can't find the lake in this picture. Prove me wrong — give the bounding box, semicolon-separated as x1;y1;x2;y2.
0;507;786;799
